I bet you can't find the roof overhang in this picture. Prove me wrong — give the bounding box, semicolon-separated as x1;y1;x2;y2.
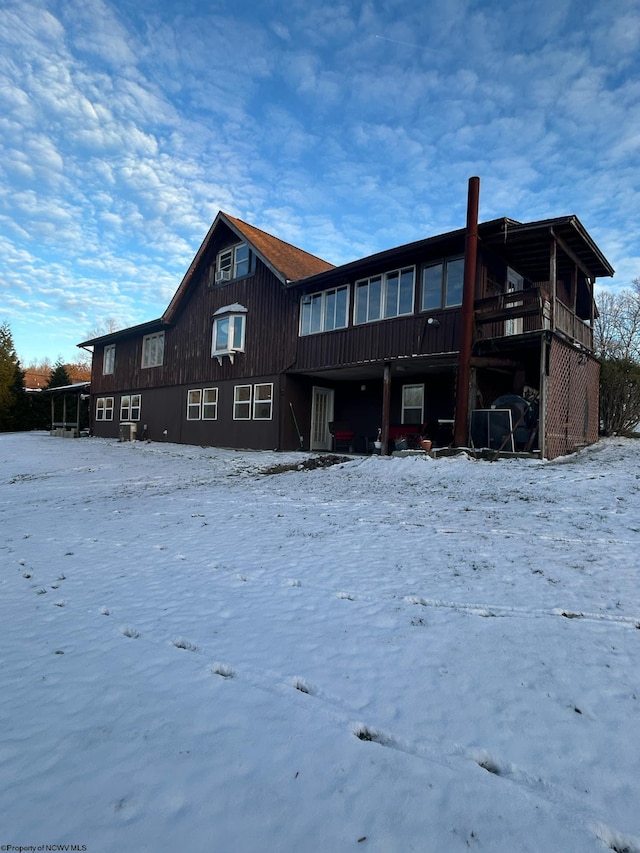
77;318;170;349
482;216;614;281
40;382;91;394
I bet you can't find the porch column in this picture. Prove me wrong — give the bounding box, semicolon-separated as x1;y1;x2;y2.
381;363;392;456
539;336;548;459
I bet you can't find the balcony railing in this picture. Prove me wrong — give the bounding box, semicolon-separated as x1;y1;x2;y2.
474;286;593;349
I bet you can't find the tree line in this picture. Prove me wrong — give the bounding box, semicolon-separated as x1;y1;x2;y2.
594;277;640;435
0;321;89;431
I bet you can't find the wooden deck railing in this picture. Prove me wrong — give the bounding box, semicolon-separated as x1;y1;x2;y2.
474;286;593;349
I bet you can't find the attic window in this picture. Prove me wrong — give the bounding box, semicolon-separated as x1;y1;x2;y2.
212;304;247;364
215;243;255;283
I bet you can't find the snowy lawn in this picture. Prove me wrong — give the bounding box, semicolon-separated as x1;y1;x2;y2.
1;432;640;853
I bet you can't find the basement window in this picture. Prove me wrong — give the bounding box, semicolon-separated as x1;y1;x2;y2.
120;394;141;421
401;384;424;425
96;397;114;421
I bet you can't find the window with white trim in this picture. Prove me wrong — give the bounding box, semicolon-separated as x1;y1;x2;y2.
354;267;415;324
421;257;465;310
212;304;247;363
103;344;115;375
120;394;141;421
96;397;114;421
187;389;202;420
202;388;218;420
401;384;424;425
253;383;273;420
233;385;252;420
141;332;164;368
215;243;254;283
186;388;219;420
300;286;349;335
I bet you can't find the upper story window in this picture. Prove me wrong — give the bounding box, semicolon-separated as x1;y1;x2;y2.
354;267;415;325
215;243;255;283
300;285;349;335
212;304;247;364
421;257;465;310
141;331;164;368
103;344;115;375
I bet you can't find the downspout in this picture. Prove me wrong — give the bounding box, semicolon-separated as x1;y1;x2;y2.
453;176;480;448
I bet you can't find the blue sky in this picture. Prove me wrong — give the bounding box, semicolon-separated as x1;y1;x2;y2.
1;0;639;366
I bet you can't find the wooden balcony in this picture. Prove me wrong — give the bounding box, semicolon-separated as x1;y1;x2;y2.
474;286;593;349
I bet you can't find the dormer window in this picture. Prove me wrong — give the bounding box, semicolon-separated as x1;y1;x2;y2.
212;304;247;364
215;243;254;283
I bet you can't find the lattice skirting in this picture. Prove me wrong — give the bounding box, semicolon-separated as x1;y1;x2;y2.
544;336;599;459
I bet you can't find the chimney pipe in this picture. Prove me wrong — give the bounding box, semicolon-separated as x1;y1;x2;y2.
453;177;480;448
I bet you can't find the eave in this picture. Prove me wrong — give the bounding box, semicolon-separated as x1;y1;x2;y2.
77;318;170;349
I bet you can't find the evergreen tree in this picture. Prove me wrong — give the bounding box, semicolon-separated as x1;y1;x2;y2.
45;360;74;427
46;359;72;388
0;321;29;431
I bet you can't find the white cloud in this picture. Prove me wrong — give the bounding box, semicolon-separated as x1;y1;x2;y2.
0;0;638;364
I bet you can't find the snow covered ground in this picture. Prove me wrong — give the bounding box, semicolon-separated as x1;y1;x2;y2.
1;432;640;853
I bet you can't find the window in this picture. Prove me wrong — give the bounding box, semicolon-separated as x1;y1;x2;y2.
103;344;115;375
120;395;141;421
141;332;164;368
354;267;414;324
187;389;202;420
215;243;254;282
233;385;252;420
253;383;273;420
421;257;465;310
96;397;114;421
300;286;349;335
402;385;424;425
212;305;247;362
203;388;218;420
186;388;218;420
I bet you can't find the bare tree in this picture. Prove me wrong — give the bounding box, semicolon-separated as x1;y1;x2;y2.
85;317;120;340
594;279;640;360
595;279;640;435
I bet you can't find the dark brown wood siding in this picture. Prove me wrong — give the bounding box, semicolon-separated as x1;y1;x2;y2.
295;309;461;371
91;377;282;450
90;262;298;397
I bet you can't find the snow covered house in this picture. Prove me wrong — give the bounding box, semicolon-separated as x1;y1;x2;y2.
79;179;614;459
